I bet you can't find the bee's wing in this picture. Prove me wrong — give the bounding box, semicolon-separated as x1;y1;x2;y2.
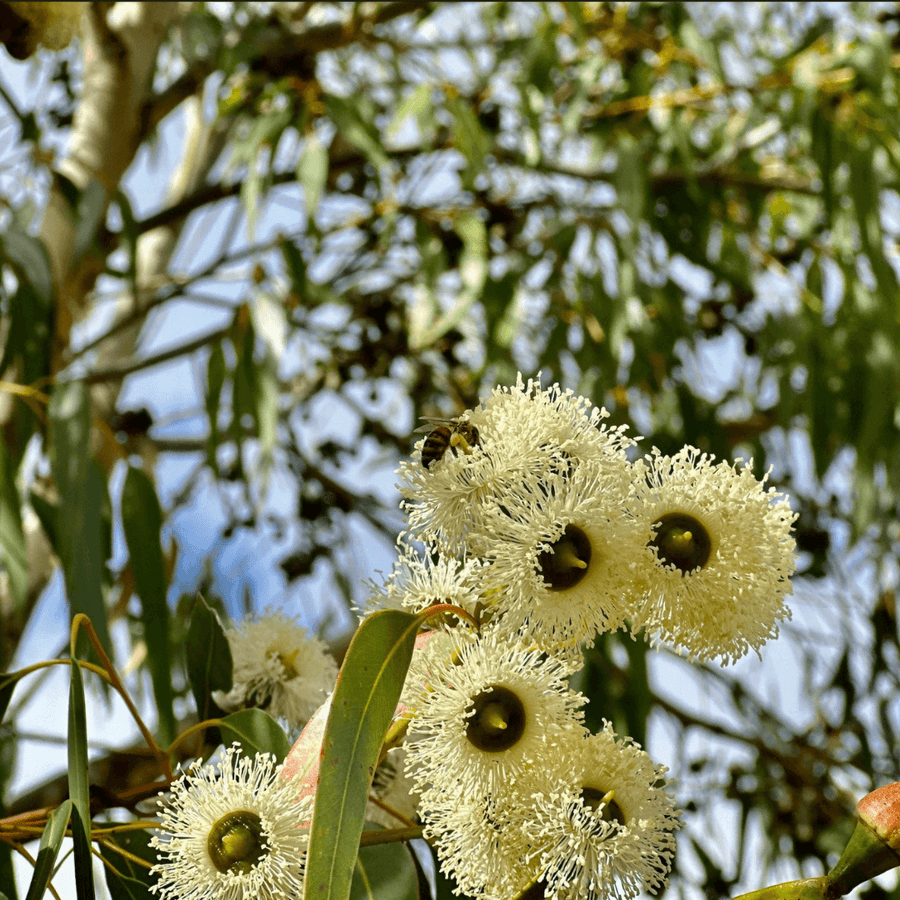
413;416;456;434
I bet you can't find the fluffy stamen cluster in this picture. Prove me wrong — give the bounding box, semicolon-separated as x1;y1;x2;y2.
150;745;312;900
213;611;338;730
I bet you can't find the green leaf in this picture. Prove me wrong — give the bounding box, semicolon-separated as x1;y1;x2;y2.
305;609;420;900
220;709;291;762
733;878;829;900
350;829;420;900
24;800;72;900
615;135;646;230
0;439;27;614
255;359;279;476
72;179;108;266
113;190;139;301
0;226;53;304
386;84;434;140
849;145;897;307
49;382;112;659
68;660;95;900
325;95;390;170
0;675;16;725
185;595;232;722
103;828;157;900
446;94;490;181
298;136;329;218
121;467;175;745
205;342;226;475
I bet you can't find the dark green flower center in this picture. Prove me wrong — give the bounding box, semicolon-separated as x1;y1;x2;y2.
207;810;267;874
650;512;711;574
465;685;526;752
581;786;626;826
537;524;592;590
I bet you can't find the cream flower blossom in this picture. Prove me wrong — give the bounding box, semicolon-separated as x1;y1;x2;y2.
479;456;645;651
629;447;797;664
365;546;488;619
150;746;312;900
525;724;680;900
423;789;545;900
214;611;338;729
398;374;634;554
403;629;584;801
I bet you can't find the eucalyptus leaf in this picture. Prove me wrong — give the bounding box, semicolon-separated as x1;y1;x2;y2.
220;709;292;762
304;610;420;900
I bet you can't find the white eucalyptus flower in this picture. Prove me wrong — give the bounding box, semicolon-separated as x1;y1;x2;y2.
365;546;488;619
526;724;680;900
150;746;312;900
629;447;797;664
399;373;634;555
479;456;644;651
403;629;584;801
214;611;338;729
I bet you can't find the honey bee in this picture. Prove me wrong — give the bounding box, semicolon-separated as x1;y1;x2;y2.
416;417;481;469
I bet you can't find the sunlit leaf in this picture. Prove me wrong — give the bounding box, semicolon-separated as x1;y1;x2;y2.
49;382;112;659
185;595;232;722
68;660;94;900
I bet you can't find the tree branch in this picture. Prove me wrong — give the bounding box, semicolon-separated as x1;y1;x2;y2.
140;1;433;140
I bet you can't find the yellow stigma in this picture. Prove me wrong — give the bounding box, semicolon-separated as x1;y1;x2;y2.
556;546;588;570
480;702;509;731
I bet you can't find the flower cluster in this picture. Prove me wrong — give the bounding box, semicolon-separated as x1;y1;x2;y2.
382;373;796;899
150;374;796;900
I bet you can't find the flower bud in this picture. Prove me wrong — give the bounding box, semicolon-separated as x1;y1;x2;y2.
857;782;900;851
825;784;900;898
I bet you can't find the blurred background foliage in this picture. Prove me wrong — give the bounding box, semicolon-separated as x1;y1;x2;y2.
2;2;900;898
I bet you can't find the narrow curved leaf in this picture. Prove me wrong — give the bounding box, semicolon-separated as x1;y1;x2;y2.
0;439;26;617
185;595;232;721
68;660;95;900
220;709;291;762
121;466;175;745
49;382;112;659
304;609;420;900
24;799;72;900
0;226;53;304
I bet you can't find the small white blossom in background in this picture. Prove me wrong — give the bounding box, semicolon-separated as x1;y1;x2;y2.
150;745;312;900
213;611;338;730
366;747;419;830
629;446;797;664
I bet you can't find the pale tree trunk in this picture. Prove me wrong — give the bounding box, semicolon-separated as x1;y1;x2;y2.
1;1;184;661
